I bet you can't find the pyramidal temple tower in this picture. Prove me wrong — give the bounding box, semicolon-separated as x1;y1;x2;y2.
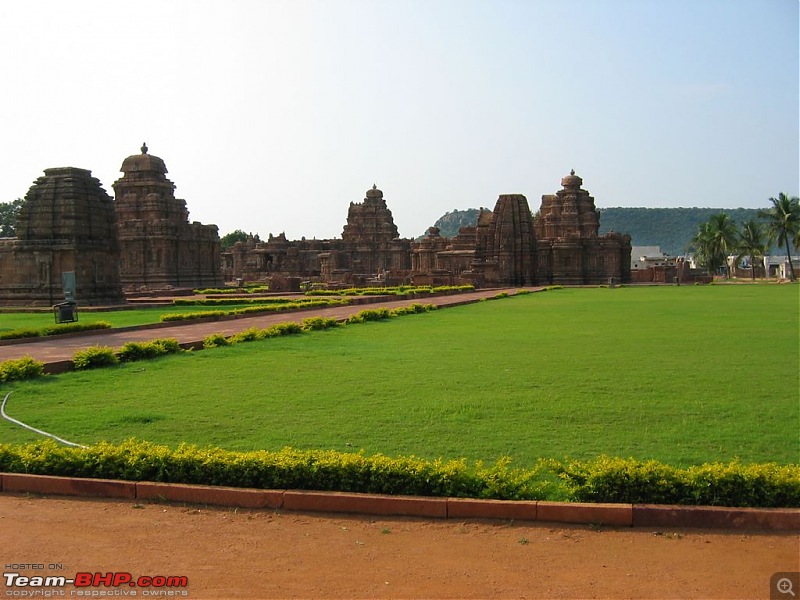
113;144;222;290
0;167;125;305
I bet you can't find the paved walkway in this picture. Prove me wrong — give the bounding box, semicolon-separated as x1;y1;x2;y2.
0;288;535;368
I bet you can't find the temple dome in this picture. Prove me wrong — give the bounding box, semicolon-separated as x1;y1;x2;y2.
119;143;168;175
365;183;383;199
561;169;583;189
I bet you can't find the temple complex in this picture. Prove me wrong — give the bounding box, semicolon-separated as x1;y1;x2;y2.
224;171;631;288
1;159;630;307
533;171;631;284
113;144;222;291
222;185;412;289
0;167;125;306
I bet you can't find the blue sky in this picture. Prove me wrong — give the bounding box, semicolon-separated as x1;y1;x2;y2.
1;0;797;239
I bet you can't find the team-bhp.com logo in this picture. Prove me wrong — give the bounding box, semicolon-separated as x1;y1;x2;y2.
4;571;189;596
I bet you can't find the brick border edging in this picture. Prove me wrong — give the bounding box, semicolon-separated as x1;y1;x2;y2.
2;473;798;531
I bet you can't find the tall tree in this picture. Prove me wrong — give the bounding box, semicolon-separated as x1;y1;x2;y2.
736;219;769;280
689;213;738;276
220;229;251;250
759;193;800;281
0;198;24;237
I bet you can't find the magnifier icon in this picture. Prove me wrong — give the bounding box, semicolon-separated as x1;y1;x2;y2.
778;578;796;596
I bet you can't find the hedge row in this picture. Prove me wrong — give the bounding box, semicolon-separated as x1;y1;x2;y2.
72;339;183;370
0;321;112;341
0;356;44;383
203;305;436;348
305;284;475;296
173;297;325;306
0;440;548;500
0;440;796;506
193;286;269;294
160;298;348;322
549;456;800;507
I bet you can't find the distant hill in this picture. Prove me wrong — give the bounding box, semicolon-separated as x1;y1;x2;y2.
429;208;483;239
430;207;768;256
597;207;766;255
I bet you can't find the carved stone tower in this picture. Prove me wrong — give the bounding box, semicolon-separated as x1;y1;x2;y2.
473;194;537;286
112;144;222;290
534;170;631;284
0;167;124;305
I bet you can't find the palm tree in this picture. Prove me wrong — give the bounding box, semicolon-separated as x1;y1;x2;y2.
690;213;738;276
759;193;800;281
736;219;769;279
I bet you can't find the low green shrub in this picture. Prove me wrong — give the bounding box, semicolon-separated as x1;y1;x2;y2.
227;327;264;344
0;321;112;341
0;441;794;507
0;440;545;500
549;456;800;507
301;317;341;331
161;299;348;322
40;321;113;336
345;308;391;324
72;346;119;370
0;327;42;341
389;303;437;316
117;339;182;362
0;355;45;383
263;322;303;337
194;286;270;294
203;333;230;349
161;310;226;322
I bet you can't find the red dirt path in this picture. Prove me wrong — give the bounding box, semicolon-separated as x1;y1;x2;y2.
3;494;797;599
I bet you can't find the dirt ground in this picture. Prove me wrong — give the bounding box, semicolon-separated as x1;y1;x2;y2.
2;494;797;599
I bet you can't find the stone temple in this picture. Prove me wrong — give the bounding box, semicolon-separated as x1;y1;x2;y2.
225;171;631;287
0;157;629;306
0;146;222;305
0;167;125;306
113;144;222;291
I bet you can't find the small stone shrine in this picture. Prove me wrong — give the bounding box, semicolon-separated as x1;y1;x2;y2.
0;167;125;306
113;144;222;291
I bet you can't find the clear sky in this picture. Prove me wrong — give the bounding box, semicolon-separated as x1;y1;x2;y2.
1;0;797;240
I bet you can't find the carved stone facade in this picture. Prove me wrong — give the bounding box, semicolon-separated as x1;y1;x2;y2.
113;145;222;291
533;171;631;285
222;172;631;288
222;185;412;288
0;167;125;306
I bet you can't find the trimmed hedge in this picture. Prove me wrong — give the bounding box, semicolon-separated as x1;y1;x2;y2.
194;286;270;294
0;441;796;507
161;299;348;322
549;456;800;508
0;356;45;383
305;285;475;297
73;339;183;369
0;321;112;341
0;440;547;500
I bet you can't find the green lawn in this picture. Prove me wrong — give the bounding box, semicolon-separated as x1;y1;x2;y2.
1;285;797;468
0;304;260;331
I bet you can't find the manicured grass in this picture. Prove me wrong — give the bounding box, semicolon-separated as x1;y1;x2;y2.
0;302;313;331
1;285;797;468
0;305;257;331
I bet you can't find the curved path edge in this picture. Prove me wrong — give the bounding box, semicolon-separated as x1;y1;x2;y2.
1;472;797;531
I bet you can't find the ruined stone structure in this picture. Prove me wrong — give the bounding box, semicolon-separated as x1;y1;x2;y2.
533;171;631;284
0;167;125;306
471;194;538;285
222;185;412;288
113;145;222;291
223;172;630;288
